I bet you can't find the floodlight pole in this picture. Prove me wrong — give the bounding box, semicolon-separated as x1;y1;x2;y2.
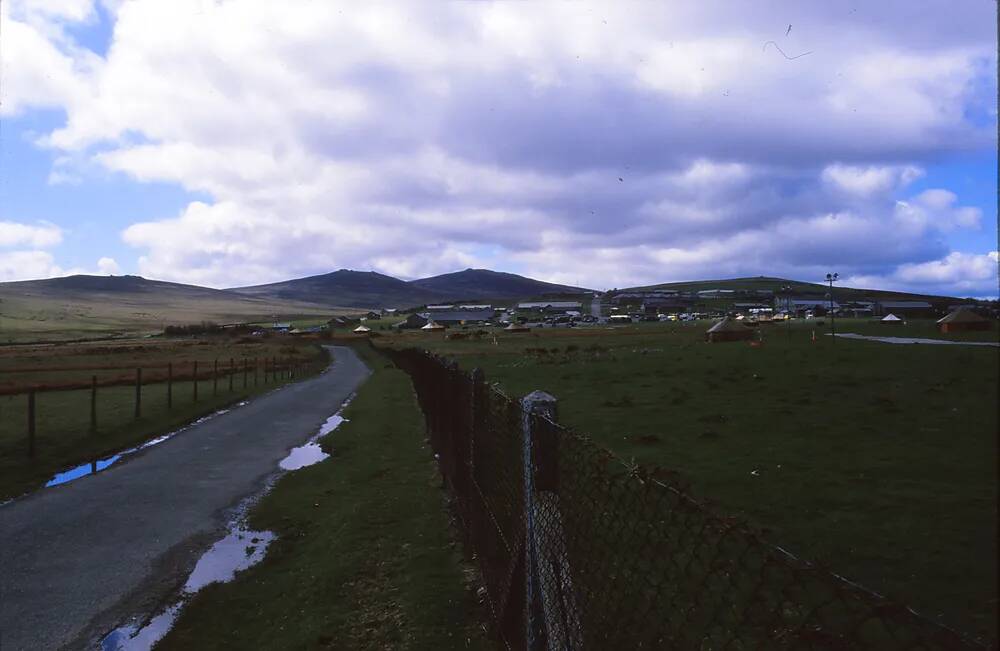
780;284;792;340
826;273;838;344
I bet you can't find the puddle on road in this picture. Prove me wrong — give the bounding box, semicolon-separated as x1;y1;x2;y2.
278;442;329;471
46;455;122;487
100;527;274;651
278;411;348;471
100;399;354;648
43;409;235;489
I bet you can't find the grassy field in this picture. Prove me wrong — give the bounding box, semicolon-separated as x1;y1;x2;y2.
0;277;342;344
159;344;490;650
377;317;998;639
0;336;328;501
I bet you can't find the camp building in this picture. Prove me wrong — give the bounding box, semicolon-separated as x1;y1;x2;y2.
937;308;991;333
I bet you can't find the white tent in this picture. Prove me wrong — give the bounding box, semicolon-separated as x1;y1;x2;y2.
880;313;902;323
421;321;445;331
353;324;371;333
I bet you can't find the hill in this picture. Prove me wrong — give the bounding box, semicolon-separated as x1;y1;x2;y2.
229;268;591;308
229;270;442;309
0;275;336;343
409;268;589;301
621;276;963;302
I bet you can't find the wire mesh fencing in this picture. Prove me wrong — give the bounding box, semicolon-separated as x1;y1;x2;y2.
385;346;984;651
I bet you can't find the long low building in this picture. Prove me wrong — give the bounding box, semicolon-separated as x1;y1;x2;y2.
873;300;934;317
517;301;582;312
423;309;495;326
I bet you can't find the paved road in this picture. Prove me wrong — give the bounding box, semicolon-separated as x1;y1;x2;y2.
0;346;370;651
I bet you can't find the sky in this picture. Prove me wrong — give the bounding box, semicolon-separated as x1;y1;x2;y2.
1;1;997;297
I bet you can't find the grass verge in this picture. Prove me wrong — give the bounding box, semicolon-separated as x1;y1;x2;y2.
158;345;490;650
377;318;997;639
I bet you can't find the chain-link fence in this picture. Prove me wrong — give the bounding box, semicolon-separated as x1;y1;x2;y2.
385;346;984;651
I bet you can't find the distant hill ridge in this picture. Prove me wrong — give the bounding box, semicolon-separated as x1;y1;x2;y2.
227;268;591;308
621;276;964;302
1;271;971;314
4;274;230;297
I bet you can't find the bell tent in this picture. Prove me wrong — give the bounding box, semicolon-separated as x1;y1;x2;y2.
705;317;753;343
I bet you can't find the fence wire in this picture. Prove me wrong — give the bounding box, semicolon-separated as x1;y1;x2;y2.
386;347;984;651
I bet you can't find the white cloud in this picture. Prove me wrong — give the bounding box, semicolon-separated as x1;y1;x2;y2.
6;0;95;23
846;251;999;297
97;256;120;275
0;250;64;281
0;221;63;247
3;0;997;296
822;164;924;197
894;189;982;232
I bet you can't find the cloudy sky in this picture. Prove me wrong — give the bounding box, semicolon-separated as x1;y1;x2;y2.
2;0;997;296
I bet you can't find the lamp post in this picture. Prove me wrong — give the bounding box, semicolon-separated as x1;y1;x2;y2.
780;284;792;340
825;273;838;343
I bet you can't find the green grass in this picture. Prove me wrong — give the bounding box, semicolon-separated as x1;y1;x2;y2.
0;281;342;344
0;336;320;390
378;318;998;639
159;345;489;650
0;341;329;501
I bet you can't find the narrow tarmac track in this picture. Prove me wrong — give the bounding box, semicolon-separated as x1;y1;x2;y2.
0;345;370;651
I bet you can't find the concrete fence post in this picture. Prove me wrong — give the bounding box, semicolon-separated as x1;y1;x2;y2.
521;390;583;651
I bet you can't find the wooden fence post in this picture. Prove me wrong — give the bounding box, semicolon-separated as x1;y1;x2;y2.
193;360;199;402
90;375;98;434
243;358;248;389
229;358;235;392
213;359;219;396
27;390;36;458
254;357;259;386
134;368;142;419
167;362;173;409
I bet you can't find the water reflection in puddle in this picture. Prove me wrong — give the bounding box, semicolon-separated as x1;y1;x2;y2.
278;411;347;471
100;527;274;650
43;409;234;489
100;398;353;648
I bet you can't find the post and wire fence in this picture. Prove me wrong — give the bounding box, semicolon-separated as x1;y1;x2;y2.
3;353;322;460
385;346;983;651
